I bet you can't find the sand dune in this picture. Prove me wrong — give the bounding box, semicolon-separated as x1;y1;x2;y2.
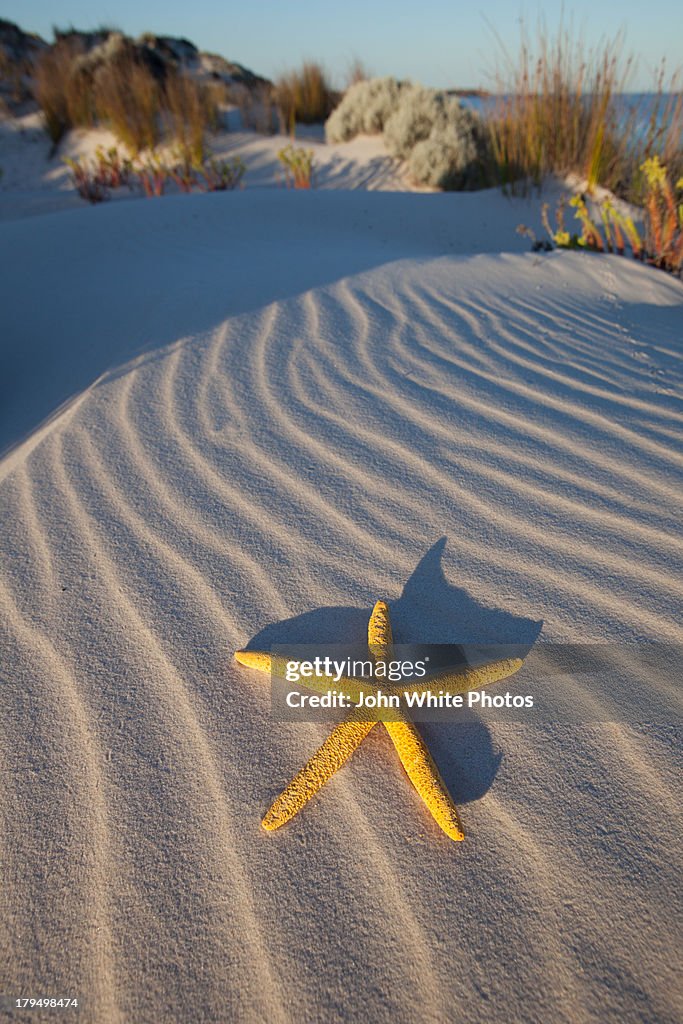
1;186;682;1022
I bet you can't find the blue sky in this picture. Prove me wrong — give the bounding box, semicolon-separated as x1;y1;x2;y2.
4;0;682;90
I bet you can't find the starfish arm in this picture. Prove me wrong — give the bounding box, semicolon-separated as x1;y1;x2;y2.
235;650;368;705
368;599;393;654
385;719;465;841
234;650;274;673
258;604;393;831
426;656;524;694
262;718;375;831
368;601;465;842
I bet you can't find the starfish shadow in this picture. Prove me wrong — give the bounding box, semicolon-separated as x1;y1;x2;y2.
391;537;543;645
391;538;543;804
243;537;543;806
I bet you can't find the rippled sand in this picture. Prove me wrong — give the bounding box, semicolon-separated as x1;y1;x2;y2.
1;190;681;1023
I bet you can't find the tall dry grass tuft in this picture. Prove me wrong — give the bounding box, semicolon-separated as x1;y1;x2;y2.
346;59;370;88
275;62;336;130
34;42;78;145
229;82;278;134
635;66;683;193
94;53;161;153
488;21;630;191
34;36;115;144
33;33;223;156
164;73;220;165
487;19;682;199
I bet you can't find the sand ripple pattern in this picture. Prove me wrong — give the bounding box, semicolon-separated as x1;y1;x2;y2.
1;251;681;1023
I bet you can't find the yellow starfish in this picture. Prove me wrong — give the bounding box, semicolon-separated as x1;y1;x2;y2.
235;601;523;842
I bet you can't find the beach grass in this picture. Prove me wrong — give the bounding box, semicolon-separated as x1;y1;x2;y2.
486;19;683;200
274;61;337;132
33;37;220;156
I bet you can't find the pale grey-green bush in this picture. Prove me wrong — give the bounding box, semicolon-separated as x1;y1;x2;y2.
325;76;491;189
382;84;447;159
325;76;407;142
408;132;482;190
395;87;489;189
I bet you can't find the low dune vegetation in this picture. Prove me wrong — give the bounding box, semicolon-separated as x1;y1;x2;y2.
518;156;683;276
277;144;315;189
64;144;245;201
324;21;681;203
14;16;683;273
21;19;681;207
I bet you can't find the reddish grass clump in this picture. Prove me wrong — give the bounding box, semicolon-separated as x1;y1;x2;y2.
64;156;109;202
199;157;245;191
66;146;246;203
640;156;683;272
277;145;314;189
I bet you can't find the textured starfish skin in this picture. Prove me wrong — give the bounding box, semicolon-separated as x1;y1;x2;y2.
369;602;465;841
235;603;524;841
261;718;375;830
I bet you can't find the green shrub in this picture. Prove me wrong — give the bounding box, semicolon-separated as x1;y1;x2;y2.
408;132;485;190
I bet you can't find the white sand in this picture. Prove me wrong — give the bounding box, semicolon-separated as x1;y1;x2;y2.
0;127;682;1023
